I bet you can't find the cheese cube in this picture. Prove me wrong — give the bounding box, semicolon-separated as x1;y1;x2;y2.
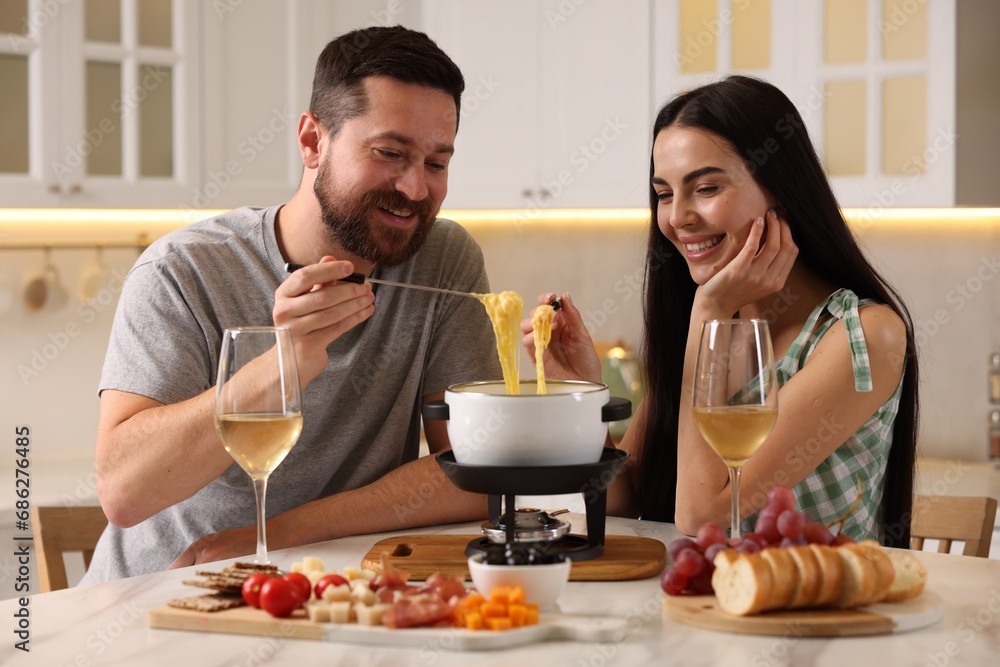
329;601;354;624
354;602;389;626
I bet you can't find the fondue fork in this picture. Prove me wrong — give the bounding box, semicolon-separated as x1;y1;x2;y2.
285;263;561;309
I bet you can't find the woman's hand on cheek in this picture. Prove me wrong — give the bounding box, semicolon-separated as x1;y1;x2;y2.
698;208;798;315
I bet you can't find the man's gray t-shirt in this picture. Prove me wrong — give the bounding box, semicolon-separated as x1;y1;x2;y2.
82;206;501;582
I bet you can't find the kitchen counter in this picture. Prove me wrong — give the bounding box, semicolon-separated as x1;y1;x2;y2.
2;516;999;666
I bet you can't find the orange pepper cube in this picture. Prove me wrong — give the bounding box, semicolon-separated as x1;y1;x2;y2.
485;617;513;631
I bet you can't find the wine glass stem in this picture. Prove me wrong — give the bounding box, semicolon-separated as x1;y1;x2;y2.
252;476;269;564
729;466;742;540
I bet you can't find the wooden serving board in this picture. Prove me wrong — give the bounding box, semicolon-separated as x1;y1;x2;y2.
662;589;943;637
148;605;628;650
361;534;666;581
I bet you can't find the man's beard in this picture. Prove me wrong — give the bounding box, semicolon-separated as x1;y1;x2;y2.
314;159;437;267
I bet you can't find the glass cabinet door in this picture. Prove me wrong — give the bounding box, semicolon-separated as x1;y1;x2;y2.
0;0;198;207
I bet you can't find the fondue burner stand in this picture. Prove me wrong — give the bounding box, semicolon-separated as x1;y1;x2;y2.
436;448;630;562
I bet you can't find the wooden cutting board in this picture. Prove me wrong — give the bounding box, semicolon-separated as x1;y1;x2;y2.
148;605;628;650
663;589;943;637
361;534;666;581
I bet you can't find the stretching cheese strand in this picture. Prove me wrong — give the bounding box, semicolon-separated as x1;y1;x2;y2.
475;291;524;395
531;305;555;395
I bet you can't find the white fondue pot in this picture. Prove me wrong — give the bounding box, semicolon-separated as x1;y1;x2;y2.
423;380;631;467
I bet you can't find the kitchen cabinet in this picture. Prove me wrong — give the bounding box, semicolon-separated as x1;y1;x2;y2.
0;0;371;210
652;0;957;208
0;0;200;208
419;0;654;210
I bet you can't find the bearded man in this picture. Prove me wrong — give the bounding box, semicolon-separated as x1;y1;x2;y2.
83;26;500;582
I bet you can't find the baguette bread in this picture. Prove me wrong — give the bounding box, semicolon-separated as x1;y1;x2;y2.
711;541;925;616
834;544;877;608
809;544;843;607
710;551;774;616
883;550;927;602
851;541;896;603
759;547;798;610
785;546;821;608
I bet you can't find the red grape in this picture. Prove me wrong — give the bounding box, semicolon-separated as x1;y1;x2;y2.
777;509;805;539
767;486;797;514
668;537;698;563
743;532;768;549
831;533;856;546
755;507;782;545
803;521;834;545
688;568;715;595
660;567;689;596
736;539;761;554
704;542;729;565
674;548;706;578
695;522;727;551
780;536;807;548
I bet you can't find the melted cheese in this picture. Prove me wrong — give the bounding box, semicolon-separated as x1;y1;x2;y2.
474;291;524;395
531;305;555;395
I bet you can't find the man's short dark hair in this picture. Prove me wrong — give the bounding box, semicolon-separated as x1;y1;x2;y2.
309;25;465;135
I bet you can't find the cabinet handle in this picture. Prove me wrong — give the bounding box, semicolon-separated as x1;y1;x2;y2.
538;188;551;201
48;184;61;194
69;184;83;194
521;188;534;198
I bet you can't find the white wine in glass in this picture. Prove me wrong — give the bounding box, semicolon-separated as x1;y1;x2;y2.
692;319;778;539
215;327;303;564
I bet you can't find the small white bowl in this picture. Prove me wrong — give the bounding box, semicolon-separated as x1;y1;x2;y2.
467;554;571;610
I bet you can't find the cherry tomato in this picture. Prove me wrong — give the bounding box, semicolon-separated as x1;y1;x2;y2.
259;577;301;617
282;572;312;603
313;573;349;600
241;573;273;609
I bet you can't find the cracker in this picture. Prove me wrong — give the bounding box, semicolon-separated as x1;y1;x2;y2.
181;578;244;594
167;593;247;612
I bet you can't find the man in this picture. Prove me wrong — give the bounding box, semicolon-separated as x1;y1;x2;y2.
81;26;501;582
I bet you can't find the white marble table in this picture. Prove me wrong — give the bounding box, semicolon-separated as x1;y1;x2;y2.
2;515;999;666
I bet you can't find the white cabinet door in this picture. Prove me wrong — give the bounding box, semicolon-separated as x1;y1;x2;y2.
420;1;543;210
651;0;955;208
0;0;201;208
420;0;652;210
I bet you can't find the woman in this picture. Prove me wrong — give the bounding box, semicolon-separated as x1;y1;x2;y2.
524;75;918;547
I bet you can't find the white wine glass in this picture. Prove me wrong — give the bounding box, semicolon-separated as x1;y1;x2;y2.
215;326;303;564
692;319;778;539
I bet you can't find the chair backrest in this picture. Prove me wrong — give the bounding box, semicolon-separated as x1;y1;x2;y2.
910;494;998;558
30;505;109;592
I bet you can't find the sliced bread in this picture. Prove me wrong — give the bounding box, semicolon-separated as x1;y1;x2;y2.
850;542;896;604
834;544;877;608
712;551;775;616
759;547;798;611
883;550;928;602
809;544;844;607
785;545;821;609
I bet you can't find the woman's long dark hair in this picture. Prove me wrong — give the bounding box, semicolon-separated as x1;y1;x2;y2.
637;75;919;547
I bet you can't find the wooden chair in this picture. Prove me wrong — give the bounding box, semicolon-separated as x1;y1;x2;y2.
31;505;109;592
910;494;998;558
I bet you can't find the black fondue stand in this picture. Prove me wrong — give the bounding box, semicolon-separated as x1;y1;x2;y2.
431;397;631;561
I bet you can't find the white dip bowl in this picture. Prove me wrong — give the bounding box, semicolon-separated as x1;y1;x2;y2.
467;554;572;611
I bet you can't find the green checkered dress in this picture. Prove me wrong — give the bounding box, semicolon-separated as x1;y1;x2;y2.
752;288;904;541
